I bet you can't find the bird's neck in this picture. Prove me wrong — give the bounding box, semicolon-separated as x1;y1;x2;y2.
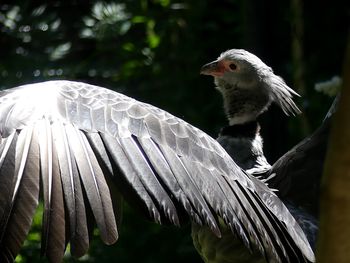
216;81;272;174
218;121;271;174
216;81;271;126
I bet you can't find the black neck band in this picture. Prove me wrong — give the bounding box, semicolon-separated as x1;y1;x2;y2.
219;121;260;138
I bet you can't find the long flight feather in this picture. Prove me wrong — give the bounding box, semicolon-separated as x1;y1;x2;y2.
0;126;40;262
0;132;17;236
100;132;162;223
119;135;180;226
36;119;66;262
65;124;117;244
84;132;123;227
51;121;89;257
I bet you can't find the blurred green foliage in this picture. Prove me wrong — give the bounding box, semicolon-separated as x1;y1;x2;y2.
0;0;348;262
17;203;199;263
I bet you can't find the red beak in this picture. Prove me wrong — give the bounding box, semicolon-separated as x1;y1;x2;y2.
200;60;225;77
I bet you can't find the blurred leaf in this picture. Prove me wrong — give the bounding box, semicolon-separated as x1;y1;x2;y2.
49;42;71;61
2;5;20;29
146;19;160;48
132;15;147;23
92;2;130;23
159;0;170;7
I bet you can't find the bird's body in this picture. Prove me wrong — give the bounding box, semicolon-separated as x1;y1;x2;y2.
192;220;266;263
216;122;270;174
0;80;314;263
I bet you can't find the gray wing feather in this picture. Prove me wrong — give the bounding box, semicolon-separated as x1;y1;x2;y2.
0;132;17;229
65;124;118;245
0;127;40;262
51;121;90;257
85;132;114;175
137;137;199;226
182;158;255;250
36;120;66;262
119;135;180;225
156;142;220;234
100;132;162;223
84;132;123;227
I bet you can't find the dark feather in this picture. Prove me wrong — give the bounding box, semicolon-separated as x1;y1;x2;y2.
36;120;66;262
51;121;89;257
120;135;180;225
137;136;201;226
0;132;18;235
64;124;118;245
156;142;220;234
267;99;334;217
180;157;254;249
100;132;162;223
84;132;123;227
0;127;40;262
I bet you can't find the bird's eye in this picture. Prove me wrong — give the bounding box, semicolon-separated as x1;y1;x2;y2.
229;63;237;70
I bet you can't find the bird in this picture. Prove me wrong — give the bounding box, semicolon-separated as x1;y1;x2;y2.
200;49;301;175
0;80;314;263
193;49;331;262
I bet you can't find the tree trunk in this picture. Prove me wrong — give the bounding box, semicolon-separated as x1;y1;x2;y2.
317;35;350;262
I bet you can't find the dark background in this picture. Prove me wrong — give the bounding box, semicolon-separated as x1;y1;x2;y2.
0;0;348;262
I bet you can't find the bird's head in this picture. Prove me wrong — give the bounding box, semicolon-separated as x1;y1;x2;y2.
201;49;269;87
201;49;301;124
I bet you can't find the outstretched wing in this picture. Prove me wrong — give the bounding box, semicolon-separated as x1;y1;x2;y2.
267;97;337;216
0;81;314;263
